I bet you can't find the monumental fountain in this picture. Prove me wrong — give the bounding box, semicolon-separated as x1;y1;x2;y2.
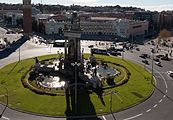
28;12;120;94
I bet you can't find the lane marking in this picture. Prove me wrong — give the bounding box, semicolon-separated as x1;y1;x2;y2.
153;76;157;85
123;113;143;120
129;58;168;90
146;109;151;113
159;99;163;103
163;95;166;98
153;104;158;108
102;115;106;120
166;89;168;93
2;116;10;120
158;72;168;89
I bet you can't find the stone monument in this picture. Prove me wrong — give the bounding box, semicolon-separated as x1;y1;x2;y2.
63;12;83;81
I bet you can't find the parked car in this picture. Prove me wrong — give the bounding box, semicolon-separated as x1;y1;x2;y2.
153;58;160;62
136;48;140;51
139;54;150;59
155;61;162;67
167;71;173;77
161;56;170;61
142;60;149;65
151;48;156;53
88;45;94;48
109;51;121;56
91;48;108;55
139;54;146;59
156;54;164;58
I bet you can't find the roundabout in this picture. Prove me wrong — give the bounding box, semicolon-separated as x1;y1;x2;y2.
0;54;154;117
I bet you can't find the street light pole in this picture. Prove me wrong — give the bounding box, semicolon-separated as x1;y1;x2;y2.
0;85;8;118
151;47;155;84
110;90;113;112
19;47;20;61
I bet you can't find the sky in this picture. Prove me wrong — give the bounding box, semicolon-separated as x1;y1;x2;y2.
1;0;173;12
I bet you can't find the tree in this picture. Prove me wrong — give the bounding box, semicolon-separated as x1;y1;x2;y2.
16;18;23;27
157;29;171;47
159;29;171;41
157;29;173;57
32;20;38;32
38;22;45;34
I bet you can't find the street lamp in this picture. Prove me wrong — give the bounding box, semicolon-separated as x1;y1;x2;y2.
131;32;134;49
19;47;20;61
110;90;113;112
151;47;155;84
109;90;116;120
71;62;81;114
0;85;8;118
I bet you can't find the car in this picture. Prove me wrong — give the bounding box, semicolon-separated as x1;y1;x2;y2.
155;61;162;67
142;60;149;64
139;54;150;59
136;48;140;51
109;51;121;56
156;54;164;58
153;58;160;62
151;48;156;53
161;56;170;61
151;40;154;43
91;48;108;55
167;71;173;77
88;45;94;48
109;51;118;56
152;43;155;46
139;54;146;59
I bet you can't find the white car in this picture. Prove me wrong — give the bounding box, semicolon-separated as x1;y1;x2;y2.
167;71;173;77
155;61;162;66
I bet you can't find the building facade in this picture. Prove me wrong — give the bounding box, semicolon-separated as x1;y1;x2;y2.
115;18;148;38
159;11;173;30
80;17;118;35
43;15;148;41
134;11;159;35
44;19;65;35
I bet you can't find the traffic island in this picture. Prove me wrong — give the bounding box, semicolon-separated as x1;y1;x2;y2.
0;54;154;116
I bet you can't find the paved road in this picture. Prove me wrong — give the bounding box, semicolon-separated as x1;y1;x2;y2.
0;40;173;120
110;45;173;120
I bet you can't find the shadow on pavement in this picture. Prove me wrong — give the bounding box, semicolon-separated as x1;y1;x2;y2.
0;36;28;59
65;85;102;120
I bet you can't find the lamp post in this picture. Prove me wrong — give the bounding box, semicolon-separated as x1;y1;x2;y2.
110;90;113;112
0;85;8;118
109;90;117;120
131;32;134;49
71;62;81;114
19;47;20;61
122;35;126;60
151;47;155;84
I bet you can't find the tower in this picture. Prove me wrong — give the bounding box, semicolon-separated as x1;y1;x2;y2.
23;0;32;33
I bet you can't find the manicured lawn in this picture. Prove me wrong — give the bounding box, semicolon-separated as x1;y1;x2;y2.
0;54;154;116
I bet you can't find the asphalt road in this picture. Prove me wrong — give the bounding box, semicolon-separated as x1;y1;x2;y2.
0;40;173;120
